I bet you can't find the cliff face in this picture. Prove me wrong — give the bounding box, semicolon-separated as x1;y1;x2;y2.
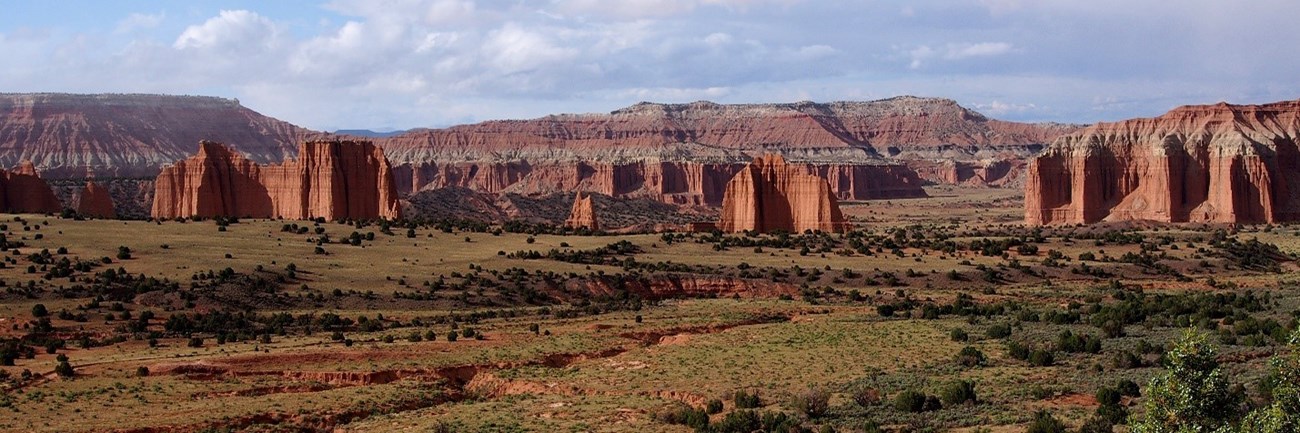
75;181;115;218
0;161;62;213
719;155;848;233
0;93;319;178
152;141;401;220
1025;100;1300;225
377;96;1075;197
564;192;600;230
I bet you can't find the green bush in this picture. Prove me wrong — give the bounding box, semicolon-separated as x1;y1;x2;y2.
734;390;763;409
939;380;978;406
954;346;987;367
1026;410;1067;433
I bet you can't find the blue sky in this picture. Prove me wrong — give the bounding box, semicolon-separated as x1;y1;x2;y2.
3;0;1299;131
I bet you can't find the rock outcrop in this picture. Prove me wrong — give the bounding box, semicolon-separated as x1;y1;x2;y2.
0;161;62;213
718;155;848;233
564;192;600;230
1025;100;1300;225
0;93;321;178
75;181;115;218
152;140;401;220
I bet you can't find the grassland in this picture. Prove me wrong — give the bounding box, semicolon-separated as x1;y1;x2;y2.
0;187;1297;432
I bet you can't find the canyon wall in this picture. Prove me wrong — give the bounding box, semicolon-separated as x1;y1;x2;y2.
0;161;62;214
1025;100;1300;225
719;155;849;233
152;140;400;220
378;97;1076;198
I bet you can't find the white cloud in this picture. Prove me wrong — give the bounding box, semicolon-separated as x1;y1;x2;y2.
173;10;279;51
482;23;578;74
944;42;1013;59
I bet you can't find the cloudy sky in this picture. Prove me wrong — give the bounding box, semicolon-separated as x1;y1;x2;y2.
3;0;1298;131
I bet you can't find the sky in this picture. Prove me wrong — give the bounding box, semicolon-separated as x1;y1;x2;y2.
3;0;1299;131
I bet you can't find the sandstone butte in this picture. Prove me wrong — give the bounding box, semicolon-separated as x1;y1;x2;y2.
564;192;600;230
152;140;401;220
379;97;1078;201
718;154;849;233
0;161;62;214
75;181;115;218
1025;99;1300;225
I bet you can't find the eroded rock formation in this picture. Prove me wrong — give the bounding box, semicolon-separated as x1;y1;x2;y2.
1025;100;1300;225
718;155;848;233
75;181;115;218
0;93;319;178
564;192;599;230
379;97;1074;197
1;161;62;213
152;140;400;220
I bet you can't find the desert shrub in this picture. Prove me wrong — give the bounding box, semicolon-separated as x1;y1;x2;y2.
734;390;763;408
954;346;987;367
711;409;760;433
790;387;830;418
706;399;724;414
939;380;978;406
1028;349;1055;367
851;386;881;407
950;328;969;342
987;323;1013;339
893;390;940;413
1026;410;1067;433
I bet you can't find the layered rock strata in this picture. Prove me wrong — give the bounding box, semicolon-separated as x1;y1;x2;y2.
1;161;62;213
152;140;400;220
75;181;115;217
1025;100;1300;225
379;97;1074;198
0;93;317;178
564;192;600;230
719;155;849;233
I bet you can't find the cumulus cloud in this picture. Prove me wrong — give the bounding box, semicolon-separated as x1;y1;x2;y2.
174;10;279;52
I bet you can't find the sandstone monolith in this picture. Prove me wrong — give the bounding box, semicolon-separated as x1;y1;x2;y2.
0;161;62;214
718;155;849;233
565;192;600;230
152;140;401;220
76;181;115;218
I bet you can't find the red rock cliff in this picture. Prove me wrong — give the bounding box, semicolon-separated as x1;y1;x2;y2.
0;161;62;213
1025;100;1300;225
75;181;115;218
378;97;1075;198
719;155;849;233
152;140;400;220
